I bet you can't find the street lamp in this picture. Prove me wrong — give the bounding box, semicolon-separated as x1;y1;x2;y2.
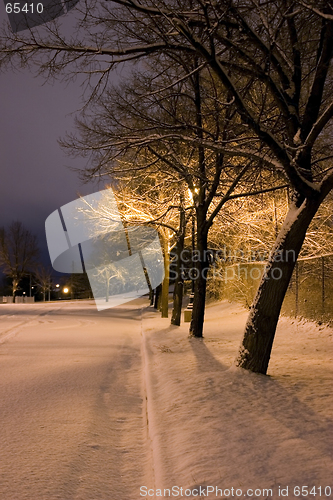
63;287;69;294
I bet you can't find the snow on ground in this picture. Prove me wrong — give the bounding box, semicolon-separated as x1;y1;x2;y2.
142;301;333;499
0;299;332;500
0;300;153;500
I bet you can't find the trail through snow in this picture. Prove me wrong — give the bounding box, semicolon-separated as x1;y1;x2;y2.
0;300;152;500
0;299;332;500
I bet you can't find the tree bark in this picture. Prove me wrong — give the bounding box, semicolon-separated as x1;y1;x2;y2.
161;243;170;318
171;233;185;326
154;284;162;309
189;218;208;337
149;287;154;305
171;207;186;326
12;277;19;300
236;195;322;374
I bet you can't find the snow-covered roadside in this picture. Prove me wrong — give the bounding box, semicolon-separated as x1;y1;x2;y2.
141;301;333;499
0;300;153;500
0;302;63;344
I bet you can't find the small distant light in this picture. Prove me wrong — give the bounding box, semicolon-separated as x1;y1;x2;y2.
23;292;26;295
55;284;60;288
63;287;69;294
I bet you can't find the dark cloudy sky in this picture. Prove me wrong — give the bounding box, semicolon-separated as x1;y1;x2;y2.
0;1;128;269
0;65;105;265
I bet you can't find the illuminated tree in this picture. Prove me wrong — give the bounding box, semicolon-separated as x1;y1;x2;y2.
62;57;261;335
2;0;333;371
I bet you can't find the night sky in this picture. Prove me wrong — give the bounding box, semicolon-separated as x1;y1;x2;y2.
1;0;128;273
0;62;105;266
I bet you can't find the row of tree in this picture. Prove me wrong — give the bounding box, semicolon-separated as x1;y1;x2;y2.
2;0;333;373
0;221;91;300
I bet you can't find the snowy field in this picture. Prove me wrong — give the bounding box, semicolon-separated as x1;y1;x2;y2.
0;299;332;500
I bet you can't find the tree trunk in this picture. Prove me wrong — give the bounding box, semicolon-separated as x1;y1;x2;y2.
149;287;154;305
154;284;162;309
189;221;208;337
171;233;185;326
171;207;186;326
171;277;183;325
12;277;19;299
236;196;322;374
189;60;209;337
161;245;170;318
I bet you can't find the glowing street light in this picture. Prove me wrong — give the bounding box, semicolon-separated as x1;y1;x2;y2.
54;283;61;299
63;287;69;294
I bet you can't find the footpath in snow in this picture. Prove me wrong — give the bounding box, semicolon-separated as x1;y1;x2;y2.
0;301;152;500
141;301;333;500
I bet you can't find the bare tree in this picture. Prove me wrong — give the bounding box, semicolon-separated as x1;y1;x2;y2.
2;0;333;371
116;183;188;324
76;177;189;321
0;221;39;298
34;265;53;301
62;56;264;336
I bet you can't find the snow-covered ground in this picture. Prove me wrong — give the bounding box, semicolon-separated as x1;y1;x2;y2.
142;301;333;499
0;300;152;500
0;300;332;499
